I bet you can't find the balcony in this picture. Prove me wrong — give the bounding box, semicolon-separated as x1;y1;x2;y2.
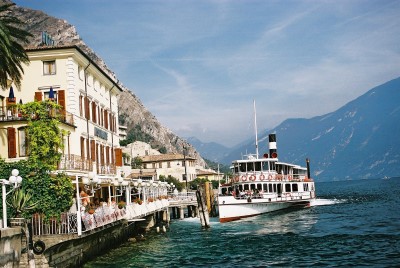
58;154;116;176
58;154;93;172
0;106;74;126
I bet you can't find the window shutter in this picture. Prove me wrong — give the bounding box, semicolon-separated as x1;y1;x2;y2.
106;146;110;165
58;90;65;108
114;148;122;167
34;92;42;102
104;110;108;129
92;102;97;123
80;137;85;158
91;140;96;161
8;127;17;158
84;97;90;120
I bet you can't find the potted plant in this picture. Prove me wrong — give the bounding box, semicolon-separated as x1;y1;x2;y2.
135;198;143;205
7;188;38;226
117;201;126;209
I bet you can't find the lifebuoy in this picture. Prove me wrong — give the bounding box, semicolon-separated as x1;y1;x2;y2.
33;240;46;255
268;174;273;181
260;174;265;181
241;175;247;181
288;175;292;181
235;176;240;182
249;175;256;181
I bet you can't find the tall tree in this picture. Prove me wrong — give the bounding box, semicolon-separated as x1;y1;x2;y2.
0;3;32;89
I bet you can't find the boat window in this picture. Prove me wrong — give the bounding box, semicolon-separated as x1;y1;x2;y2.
239;184;243;191
270;162;276;171
250;184;255;190
285;184;291;192
239;163;246;172
262;161;269;171
255;162;262;171
257;183;262;190
263;183;268;192
234;164;239;173
273;184;277;193
303;183;309;191
268;184;273;193
247;162;254;172
243;184;249;191
221;187;228;195
292;184;298;192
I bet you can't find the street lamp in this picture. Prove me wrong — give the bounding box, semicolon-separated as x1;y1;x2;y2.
1;169;23;228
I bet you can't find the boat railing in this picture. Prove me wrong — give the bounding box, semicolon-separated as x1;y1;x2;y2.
232;172;310;182
228;190;313;201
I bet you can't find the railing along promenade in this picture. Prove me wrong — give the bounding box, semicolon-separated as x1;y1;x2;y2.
29;194;198;236
30;199;169;236
168;192;197;207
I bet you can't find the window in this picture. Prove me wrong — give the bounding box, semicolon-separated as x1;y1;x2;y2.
18;128;28;157
43;60;56;75
159;162;162;168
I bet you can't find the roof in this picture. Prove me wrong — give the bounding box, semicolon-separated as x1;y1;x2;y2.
141;153;196;162
196;169;221;176
126;169;157;179
24;45;123;93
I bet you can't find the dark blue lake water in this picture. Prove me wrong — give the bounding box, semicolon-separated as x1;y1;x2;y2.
84;177;400;267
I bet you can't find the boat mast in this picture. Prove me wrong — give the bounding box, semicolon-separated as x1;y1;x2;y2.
253;100;259;159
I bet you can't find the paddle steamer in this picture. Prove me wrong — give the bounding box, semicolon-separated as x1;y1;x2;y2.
218;133;316;222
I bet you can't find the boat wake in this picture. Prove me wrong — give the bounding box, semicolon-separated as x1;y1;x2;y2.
310;198;342;207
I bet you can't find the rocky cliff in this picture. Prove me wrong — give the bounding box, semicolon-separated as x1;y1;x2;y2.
4;0;205;166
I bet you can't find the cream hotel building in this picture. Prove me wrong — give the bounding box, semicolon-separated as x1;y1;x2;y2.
0;44;124;178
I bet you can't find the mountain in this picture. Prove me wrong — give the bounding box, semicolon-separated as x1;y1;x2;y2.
5;0;205;166
221;77;400;181
185;137;230;162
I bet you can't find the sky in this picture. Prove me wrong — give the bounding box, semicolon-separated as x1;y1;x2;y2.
14;0;400;147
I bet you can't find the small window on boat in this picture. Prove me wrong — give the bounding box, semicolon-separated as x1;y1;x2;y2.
243;184;249;191
273;184;277;193
263;183;268;192
292;184;298;192
255;161;262;171
270;162;276;171
239;163;246;172
303;183;309;191
257;183;262;190
268;184;273;193
262;161;269;171
247;162;254;172
285;184;291;192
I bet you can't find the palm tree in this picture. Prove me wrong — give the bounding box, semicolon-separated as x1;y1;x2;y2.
0;3;32;89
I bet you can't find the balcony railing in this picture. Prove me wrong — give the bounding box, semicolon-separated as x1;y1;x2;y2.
58;154;93;172
0;105;74;126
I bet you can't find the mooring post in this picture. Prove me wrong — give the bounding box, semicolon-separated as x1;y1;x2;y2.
196;187;210;228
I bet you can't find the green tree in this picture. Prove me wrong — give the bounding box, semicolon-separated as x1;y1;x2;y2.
131;156;143;169
0;3;32;89
18;100;67;170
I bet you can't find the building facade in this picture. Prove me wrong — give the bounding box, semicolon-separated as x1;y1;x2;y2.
0;45;123;177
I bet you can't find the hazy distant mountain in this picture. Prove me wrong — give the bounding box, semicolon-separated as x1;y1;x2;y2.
186;137;230;162
220;77;400;181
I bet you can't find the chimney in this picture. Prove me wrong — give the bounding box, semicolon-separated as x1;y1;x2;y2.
269;134;278;158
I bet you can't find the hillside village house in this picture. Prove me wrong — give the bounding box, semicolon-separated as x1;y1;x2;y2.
0;45;125;195
196;168;224;182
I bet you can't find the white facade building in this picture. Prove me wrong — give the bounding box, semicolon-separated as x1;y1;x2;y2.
0;45;124;177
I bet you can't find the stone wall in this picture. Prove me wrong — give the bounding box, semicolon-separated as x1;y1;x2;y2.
0;227;22;268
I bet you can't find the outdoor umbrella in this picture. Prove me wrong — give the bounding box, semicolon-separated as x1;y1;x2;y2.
8;86;15;101
49;86;55;100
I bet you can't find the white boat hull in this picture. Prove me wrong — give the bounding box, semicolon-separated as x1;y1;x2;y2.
218;195;313;222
